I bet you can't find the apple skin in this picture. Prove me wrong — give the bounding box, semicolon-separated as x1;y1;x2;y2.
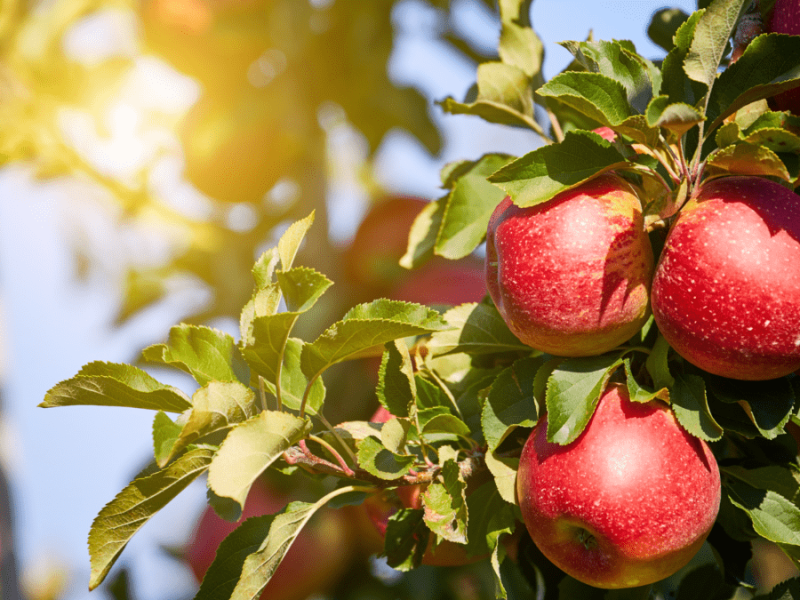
185;481;353;600
485;173;654;356
766;0;800;114
651;176;800;380
517;383;721;589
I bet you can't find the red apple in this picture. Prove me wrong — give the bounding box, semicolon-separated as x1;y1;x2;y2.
766;0;800;113
388;259;485;307
517;383;721;589
485;173;654;357
593;127;617;143
185;480;353;600
651;176;800;380
361;406;488;567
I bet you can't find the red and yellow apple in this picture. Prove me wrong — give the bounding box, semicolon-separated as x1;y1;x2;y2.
485;173;654;356
185;480;353;600
517;383;721;589
651;176;800;380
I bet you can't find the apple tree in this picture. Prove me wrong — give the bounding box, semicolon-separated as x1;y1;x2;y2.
38;0;800;598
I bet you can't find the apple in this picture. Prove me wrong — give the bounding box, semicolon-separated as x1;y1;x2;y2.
485;173;654;357
185;479;353;600
593;127;617;143
388;259;485;307
651;176;800;380
361;406;488;567
766;0;800;113
517;383;721;589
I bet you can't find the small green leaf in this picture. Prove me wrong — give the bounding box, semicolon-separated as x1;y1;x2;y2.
435;154;514;260
275;267;333;313
41;362;192;413
537;72;632;126
482;356;541;452
706;143;792;181
381;417;411;455
239;284;283;345
271;338;326;415
142;324;250;387
421;413;471;437
545;353;624;445
670;373;723;442
647;8;690;52
646;335;675;390
356;436;415;480
645;96;705;136
488;130;628;208
660;11;708;106
152;411;184;467
207;411;312;514
301;300;450;381
427;302;530;357
377;339;416;418
464;480;516;557
684;0;747;90
88;447;214;590
423;458;467;544
400;199;445;270
745;128;800;154
277;211;315;271
623;359;666;404
498;0;542;78
385;508;428;571
484;451;519;505
706;375;795;440
157;381;258;467
252;247;280;289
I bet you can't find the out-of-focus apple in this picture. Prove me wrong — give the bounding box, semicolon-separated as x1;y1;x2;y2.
651;176;800;380
388;259;485;307
766;0;800;113
517;383;721;589
185;480;353;600
485;173;653;356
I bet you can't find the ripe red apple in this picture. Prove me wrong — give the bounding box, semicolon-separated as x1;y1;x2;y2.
593;127;617;143
185;480;353;600
485;173;654;357
766;0;800;113
651;176;800;380
517;383;721;589
388;259;485;307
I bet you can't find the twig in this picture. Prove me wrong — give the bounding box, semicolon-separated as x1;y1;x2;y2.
308;434;355;477
316;411;358;465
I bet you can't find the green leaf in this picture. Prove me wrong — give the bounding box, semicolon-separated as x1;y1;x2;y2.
142;324;250;387
537;72;632;126
300;300;450;380
646;334;675;390
423;458;467;544
88;447;214;590
207;411;311;514
157;381;258;467
240;312;296;385
488;130;628;208
647;8;690;52
482;356;541;452
670;373;723;442
706;375;795;439
356;436;415;480
385;508;429;571
400;198;445;270
485;451;519;505
660;10;708;106
421;413;472;437
464;480;516;557
706;34;800;133
558;40;660;113
270;338;326;415
745;128;800;154
252;247;280;290
275;267;333;313
377;339;416;418
623;359;666;404
152;411;184;467
751;577;800;600
239;284;283;345
645;96;705;136
435;154;514;259
706;143;792;181
439;62;542;134
498;0;542;78
415;376;451;410
381;416;411;454
277;211;315;271
427;302;530;357
684;0;747;90
545;353;624;445
41;361;192;413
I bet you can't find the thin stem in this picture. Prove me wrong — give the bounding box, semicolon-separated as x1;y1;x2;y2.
427;370;463;420
308;434;355;477
545;106;564;143
316;410;358;465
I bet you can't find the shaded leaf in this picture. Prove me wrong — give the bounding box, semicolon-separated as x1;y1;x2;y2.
537;72;632;126
152;411;184;468
482;356;542;452
706;142;791;181
428;302;530;357
671;373;723;442
377;339;416;418
423;458;467;543
647;8;690;52
400;199;446;270
385;508;429;571
356;436;415;480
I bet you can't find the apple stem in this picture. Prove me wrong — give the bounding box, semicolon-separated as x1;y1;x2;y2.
577;528;597;550
307;434;356;477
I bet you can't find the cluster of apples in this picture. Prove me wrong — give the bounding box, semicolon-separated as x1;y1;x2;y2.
486;168;800;587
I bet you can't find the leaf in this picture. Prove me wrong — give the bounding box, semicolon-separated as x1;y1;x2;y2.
381;416;412;454
705;375;795;440
252;247;280;289
300;300;450;381
537;72;632;126
705;143;792;181
421;413;471;437
488;130;628;208
439;62;542;134
498;0;542;78
745;128;800;154
484;451;519;505
275;267;333;313
623;359;667;404
142;324;250;387
423;458;467;544
207;411;311;515
670;373;723;442
646;334;675;390
377;339;416;418
645;96;705;136
41;361;192;413
660;11;708;106
277;211;315;271
152;411;184;467
482;356;541;452
752;577;800;600
545;353;624;445
427;302;530;357
239;284;283;345
464;480;516;557
356;436;415;480
683;0;747;90
269;338;326;415
705;34;800;133
385;508;429;571
400;198;445;270
88;447;214;590
157;381;258;467
435;154;514;259
647;8;690;52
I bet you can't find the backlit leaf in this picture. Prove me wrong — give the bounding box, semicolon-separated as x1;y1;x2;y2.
277;211;315;271
356;436;415;480
377;339;416;418
706;143;791;181
537;72;632;126
427;302;530;357
684;0;747;90
482;356;541;452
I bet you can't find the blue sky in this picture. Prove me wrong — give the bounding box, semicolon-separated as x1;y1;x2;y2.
0;1;696;599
